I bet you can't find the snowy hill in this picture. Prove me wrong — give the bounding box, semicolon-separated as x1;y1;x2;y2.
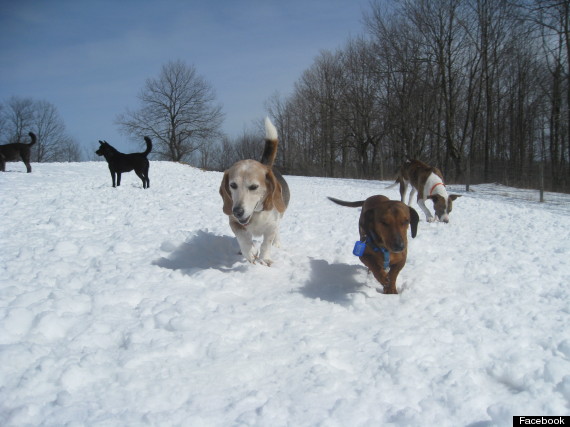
1;161;569;426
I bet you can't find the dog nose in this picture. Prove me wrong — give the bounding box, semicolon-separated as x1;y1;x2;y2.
232;206;244;218
392;242;405;253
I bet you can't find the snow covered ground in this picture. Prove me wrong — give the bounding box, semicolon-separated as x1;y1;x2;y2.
1;161;569;426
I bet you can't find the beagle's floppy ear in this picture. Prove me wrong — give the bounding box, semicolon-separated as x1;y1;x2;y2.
263;169;286;213
409;207;419;238
219;171;233;215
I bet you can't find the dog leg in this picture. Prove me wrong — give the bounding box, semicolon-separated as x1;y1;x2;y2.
385;263;404;294
272;231;281;248
258;229;278;266
418;198;435;222
23;159;32;173
407;187;416;206
230;222;257;263
116;172;122;187
399;180;407;203
135;170;148;189
360;254;389;288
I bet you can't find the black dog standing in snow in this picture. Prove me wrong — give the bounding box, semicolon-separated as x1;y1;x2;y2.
96;137;152;189
0;132;37;173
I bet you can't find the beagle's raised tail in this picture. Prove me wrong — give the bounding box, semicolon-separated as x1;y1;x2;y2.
260;117;278;167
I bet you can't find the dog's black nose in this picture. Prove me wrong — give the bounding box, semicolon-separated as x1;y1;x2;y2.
391;240;405;253
232;207;244;218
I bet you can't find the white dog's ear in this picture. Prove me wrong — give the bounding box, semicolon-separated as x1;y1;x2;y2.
263;170;286;213
219;171;233;215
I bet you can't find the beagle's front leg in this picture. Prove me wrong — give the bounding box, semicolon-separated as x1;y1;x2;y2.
257;228;277;266
230;222;257;263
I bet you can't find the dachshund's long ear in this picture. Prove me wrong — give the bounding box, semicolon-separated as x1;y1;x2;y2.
263;169;285;213
358;209;375;239
409;207;419;238
219;171;233;215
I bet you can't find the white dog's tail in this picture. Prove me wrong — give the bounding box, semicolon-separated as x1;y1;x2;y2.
261;117;278;167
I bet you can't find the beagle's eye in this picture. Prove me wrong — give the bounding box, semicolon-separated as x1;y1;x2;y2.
248;184;259;191
230;182;238;189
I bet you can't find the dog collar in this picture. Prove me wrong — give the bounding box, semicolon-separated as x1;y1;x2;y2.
429;182;445;196
353;237;390;270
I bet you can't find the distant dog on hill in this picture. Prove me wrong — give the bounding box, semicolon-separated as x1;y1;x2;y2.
393;158;460;223
0;132;37;173
96;137;152;188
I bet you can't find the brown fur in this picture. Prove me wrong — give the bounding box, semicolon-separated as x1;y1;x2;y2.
398;159;443;200
395;159;460;223
328;195;419;294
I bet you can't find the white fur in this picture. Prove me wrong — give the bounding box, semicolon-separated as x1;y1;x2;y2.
221;117;286;265
265;116;278;141
231;208;282;265
420;172;449;222
401;171;450;222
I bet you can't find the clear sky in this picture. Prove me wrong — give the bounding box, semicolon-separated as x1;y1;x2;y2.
0;0;371;154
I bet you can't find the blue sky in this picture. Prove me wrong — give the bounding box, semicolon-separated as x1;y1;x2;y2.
0;0;371;154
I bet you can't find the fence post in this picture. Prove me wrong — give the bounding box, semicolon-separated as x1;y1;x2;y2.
465;156;471;193
539;161;544;202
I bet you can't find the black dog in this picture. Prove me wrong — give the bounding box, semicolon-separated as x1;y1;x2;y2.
0;132;37;173
96;136;152;188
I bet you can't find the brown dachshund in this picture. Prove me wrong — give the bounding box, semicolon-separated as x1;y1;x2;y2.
328;195;419;294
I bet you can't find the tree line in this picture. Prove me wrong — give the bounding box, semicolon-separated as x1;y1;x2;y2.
0;97;81;162
2;0;568;193
262;0;570;193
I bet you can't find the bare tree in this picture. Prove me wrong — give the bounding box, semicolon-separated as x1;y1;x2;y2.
33;100;67;162
1;96;81;162
116;60;224;163
2;96;35;144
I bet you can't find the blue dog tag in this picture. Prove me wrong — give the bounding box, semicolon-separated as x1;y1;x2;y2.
353;241;366;256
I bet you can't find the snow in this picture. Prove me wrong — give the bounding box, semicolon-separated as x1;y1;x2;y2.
1;161;569;426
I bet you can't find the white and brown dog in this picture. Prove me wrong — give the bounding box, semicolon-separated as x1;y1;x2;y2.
219;118;290;266
394;159;460;223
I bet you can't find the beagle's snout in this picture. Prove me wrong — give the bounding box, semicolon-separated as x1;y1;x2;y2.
232;206;245;218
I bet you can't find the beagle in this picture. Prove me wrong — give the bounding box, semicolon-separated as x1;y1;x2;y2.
328;195;419;294
395;159;460;223
219;117;290;266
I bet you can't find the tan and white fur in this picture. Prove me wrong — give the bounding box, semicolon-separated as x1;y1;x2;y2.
219;117;290;266
395;159;460;223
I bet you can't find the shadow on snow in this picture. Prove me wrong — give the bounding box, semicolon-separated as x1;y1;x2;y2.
300;259;369;306
153;230;245;274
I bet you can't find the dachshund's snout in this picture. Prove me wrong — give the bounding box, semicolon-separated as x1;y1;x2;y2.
392;241;405;253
